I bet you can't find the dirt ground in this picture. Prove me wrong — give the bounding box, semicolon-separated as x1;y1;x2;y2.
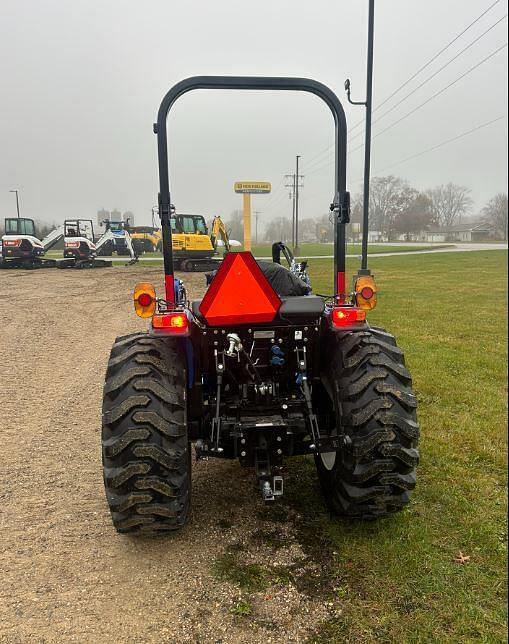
0;266;333;643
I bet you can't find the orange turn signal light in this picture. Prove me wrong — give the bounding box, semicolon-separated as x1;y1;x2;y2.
331;307;366;328
355;275;377;311
151;312;189;335
133;282;156;318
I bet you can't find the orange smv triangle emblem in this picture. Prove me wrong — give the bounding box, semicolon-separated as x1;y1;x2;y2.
199;252;281;326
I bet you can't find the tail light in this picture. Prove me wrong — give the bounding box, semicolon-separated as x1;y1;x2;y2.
331;306;366;328
152;312;189;335
3;239;22;247
65;241;81;248
355;275;377;310
133;282;156;318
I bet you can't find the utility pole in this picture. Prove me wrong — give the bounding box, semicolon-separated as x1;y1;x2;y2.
9;189;20;218
284;173;296;245
253;210;261;244
345;0;375;274
284;167;303;249
295;155;301;253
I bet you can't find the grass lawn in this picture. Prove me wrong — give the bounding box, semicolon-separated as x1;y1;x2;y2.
296;250;507;641
208;250;507;642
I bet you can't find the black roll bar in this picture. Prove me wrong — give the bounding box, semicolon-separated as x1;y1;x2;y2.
154;76;349;303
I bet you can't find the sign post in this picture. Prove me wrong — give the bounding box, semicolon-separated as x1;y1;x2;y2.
234;182;271;252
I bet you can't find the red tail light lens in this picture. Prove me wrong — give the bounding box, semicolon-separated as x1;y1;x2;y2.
65;241;80;248
331;307;366;328
152;312;189;335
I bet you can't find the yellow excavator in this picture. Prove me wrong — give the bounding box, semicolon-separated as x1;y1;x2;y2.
172;213;233;271
130;211;234;270
138;212;232;270
130;226;162;253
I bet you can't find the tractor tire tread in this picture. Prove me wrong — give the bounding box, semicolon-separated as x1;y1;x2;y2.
316;327;419;519
102;332;190;534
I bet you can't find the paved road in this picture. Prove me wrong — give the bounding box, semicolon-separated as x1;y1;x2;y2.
116;243;507;262
296;243;508;260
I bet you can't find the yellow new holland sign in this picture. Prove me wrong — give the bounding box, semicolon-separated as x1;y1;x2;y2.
234;181;271;194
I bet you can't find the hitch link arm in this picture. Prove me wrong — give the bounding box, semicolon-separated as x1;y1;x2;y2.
210;350;225;453
296;346;321;450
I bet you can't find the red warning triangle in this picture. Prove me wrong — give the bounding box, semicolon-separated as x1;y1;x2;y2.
199;252;281;326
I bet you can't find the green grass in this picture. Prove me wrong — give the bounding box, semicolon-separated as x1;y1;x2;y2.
301;250;507;642
212;250;507;641
230;600;253;618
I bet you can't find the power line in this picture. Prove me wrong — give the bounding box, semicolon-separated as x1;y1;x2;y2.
349;13;507;144
301;4;507;190
304;2;505;170
371;42;507;141
349;0;503;133
374;115;506;174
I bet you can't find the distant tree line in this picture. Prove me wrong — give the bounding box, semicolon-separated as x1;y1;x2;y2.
223;177;507;244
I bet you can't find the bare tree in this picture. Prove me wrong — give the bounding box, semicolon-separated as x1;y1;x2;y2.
483;193;508;241
369;176;417;241
265;217;292;243
426;183;473;227
224;209;243;241
393;193;434;241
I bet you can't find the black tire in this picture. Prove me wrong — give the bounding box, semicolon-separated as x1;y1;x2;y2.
102;332;190;534
316;327;419;519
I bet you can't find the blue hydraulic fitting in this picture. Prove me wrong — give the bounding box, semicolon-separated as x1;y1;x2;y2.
270;345;285;366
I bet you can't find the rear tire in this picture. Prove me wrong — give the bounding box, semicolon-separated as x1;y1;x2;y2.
316;327;419;519
102;332;190;533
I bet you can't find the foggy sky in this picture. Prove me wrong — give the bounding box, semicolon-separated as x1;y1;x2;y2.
1;0;507;230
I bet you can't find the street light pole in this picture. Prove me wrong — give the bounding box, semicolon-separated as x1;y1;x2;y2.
10;190;20;218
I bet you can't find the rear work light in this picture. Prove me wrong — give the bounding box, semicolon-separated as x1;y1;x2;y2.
354;274;377;311
151;312;189;335
133;282;156;318
3;239;21;247
331;306;366;328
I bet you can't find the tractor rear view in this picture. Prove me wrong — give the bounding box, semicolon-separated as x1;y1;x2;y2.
101;77;419;534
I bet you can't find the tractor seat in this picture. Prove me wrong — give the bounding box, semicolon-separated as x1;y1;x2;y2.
190;296;324;325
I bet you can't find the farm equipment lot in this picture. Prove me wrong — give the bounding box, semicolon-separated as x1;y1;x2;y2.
0;250;507;642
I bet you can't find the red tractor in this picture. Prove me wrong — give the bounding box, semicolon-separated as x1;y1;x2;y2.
101;77;419;533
